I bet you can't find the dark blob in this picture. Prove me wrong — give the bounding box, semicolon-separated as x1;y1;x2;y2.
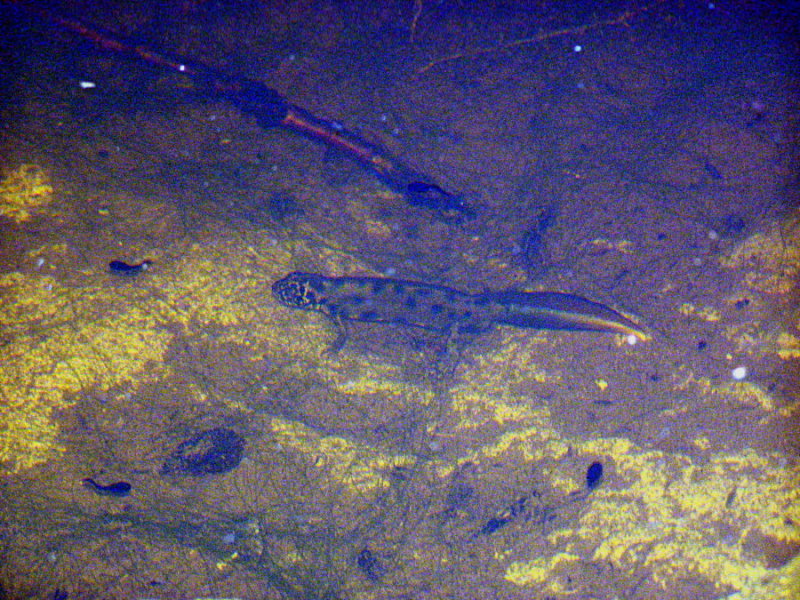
586;462;604;490
161;427;245;476
81;478;132;497
356;547;384;582
518;206;558;269
703;160;723;179
403;181;475;218
478;496;528;536
109;259;152;275
480;516;512;536
721;214;746;236
265;191;302;221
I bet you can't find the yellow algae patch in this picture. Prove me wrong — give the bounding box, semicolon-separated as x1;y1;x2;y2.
729;554;800;600
0;164;53;222
725;323;800;361
441;407;570;482
505;552;580;587
679;302;721;321
674;371;776;412
460;336;559;393
0;274;172;472
268;416;413;495
534;439;800;596
153;240;289;330
720;210;800;295
453;393;800;597
590;238;634;253
450;387;540;429
326;368;436;409
776;332;800;360
345;198;392;237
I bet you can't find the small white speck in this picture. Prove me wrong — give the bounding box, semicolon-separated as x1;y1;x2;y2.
708;230;719;241
692;257;703;266
708;2;715;8
79;81;95;89
731;366;747;380
179;64;186;72
384;267;397;276
573;45;583;53
380;114;388;122
626;334;638;346
35;257;45;269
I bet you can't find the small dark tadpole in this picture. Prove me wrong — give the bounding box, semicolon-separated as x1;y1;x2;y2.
81;477;132;497
586;462;604;490
109;259;152;276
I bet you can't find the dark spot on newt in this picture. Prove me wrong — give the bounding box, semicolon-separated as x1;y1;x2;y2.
391;283;405;294
358;310;378;321
161;427;245;476
430;304;443;314
82;478;132;497
109;259;152;275
405;296;417;309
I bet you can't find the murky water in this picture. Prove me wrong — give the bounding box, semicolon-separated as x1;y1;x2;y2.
1;1;798;599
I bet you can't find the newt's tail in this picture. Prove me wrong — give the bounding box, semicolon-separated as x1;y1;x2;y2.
485;290;648;341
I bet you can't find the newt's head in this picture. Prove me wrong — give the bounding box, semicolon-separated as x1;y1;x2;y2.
272;272;325;310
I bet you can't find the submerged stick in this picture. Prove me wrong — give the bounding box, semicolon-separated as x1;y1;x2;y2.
6;0;474;219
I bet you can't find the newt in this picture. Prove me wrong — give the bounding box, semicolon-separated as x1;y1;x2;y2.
271;271;646;350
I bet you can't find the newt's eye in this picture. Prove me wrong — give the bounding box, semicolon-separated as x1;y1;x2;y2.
273;279;311;307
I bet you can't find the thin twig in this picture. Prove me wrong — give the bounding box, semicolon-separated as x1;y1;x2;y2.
409;0;423;43
416;0;667;74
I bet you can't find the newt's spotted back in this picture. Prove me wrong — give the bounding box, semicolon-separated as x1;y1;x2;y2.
272;272;646;350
